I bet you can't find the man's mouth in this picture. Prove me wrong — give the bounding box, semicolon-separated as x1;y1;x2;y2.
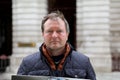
51;41;59;44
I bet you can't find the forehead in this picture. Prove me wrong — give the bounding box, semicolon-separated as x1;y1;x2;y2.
44;17;65;26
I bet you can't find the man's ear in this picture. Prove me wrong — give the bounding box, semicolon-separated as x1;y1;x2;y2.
42;32;44;36
67;32;69;36
67;33;69;40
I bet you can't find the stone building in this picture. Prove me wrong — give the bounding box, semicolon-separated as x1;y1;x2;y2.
0;0;120;80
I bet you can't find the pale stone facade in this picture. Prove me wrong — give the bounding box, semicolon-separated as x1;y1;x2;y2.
11;0;47;73
1;0;120;80
76;0;111;72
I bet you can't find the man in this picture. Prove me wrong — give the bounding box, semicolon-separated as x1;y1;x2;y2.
17;11;96;80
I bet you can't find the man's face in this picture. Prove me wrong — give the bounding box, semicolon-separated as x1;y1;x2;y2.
42;18;69;50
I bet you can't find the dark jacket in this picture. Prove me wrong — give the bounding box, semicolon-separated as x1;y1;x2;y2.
17;45;96;80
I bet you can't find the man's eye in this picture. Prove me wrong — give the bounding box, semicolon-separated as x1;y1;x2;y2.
57;30;62;33
47;31;53;33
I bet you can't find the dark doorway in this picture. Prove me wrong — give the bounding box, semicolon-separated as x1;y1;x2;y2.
0;0;12;72
48;0;76;49
0;0;12;56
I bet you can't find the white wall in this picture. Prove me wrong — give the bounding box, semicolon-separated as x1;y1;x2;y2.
11;0;47;73
76;0;111;72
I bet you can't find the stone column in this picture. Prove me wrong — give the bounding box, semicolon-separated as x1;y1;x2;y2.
77;0;111;72
10;0;47;73
110;0;120;71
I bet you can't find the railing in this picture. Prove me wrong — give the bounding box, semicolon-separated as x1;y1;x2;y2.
0;55;10;72
112;52;120;71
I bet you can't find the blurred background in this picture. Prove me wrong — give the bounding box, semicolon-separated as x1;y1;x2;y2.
0;0;120;80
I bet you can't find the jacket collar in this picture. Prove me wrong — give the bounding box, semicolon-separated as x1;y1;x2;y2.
39;43;71;71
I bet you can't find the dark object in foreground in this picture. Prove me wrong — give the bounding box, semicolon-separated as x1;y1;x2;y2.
12;75;90;80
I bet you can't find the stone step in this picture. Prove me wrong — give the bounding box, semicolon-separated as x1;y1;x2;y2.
96;72;120;80
0;72;15;80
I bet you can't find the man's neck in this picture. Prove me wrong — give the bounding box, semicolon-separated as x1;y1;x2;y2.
46;46;65;56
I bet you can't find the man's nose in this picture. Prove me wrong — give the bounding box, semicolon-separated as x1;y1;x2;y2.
52;32;58;37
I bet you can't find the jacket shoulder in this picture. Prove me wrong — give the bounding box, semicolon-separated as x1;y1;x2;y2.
23;52;41;64
17;52;41;74
69;50;90;69
71;50;89;61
